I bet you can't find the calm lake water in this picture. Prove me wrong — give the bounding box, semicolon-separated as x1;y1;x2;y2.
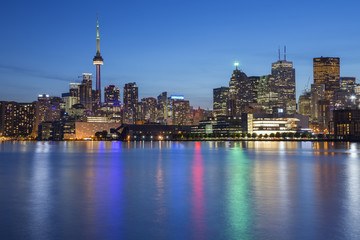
0;141;359;240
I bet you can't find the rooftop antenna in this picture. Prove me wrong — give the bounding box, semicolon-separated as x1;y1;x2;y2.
284;45;287;61
278;46;281;61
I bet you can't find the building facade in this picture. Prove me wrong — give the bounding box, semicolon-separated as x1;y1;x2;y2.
271;59;296;113
213;87;229;117
104;85;120;105
313;57;340;107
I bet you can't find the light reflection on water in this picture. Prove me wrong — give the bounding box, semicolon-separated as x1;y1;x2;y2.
0;141;359;240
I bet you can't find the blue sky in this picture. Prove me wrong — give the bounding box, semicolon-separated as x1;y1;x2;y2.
1;0;360;109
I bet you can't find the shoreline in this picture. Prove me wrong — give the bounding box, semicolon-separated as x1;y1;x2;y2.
1;138;359;142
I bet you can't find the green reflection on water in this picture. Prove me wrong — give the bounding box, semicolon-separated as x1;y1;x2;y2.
227;143;252;240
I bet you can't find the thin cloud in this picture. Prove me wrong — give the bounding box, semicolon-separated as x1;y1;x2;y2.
0;64;71;83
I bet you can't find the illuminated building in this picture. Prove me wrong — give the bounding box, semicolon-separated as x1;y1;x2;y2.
313;57;340;107
228;62;252;115
213;87;229;116
79;73;93;111
192;107;208;125
93;15;104;107
248;76;260;103
62;93;78;113
114;124;192;141
157;92;168;124
310;83;329;131
96;104;122;123
332;109;360;140
104;85;120;105
271;47;296;114
340;77;356;91
257;75;279;113
87;116;109;122
171;96;190;125
336;77;356;109
193;116;243;134
69;83;81;102
123;82;138;123
141;97;157;123
0;101;36;137
67;103;87;119
34;94;62;135
244;113;301;135
298;91;311;117
38;121;53;140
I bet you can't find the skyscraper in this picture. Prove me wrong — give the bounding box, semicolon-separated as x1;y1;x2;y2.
248;76;260;103
79;73;93;111
157;92;168;123
213;87;229;117
104;85;120;105
141;97;157;123
310;83;328;131
93;15;104;107
271;48;296;113
336;77;356;109
298;91;311;117
171;97;190;125
313;57;340;107
123;83;138;123
257;75;279;113
228;62;252;115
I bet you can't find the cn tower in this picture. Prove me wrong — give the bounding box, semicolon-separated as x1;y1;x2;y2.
93;15;103;106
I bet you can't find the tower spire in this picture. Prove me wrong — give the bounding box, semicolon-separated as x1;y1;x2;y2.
284;45;287;61
96;14;100;54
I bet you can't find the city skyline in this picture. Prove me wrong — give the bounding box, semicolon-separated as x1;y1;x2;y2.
2;0;360;109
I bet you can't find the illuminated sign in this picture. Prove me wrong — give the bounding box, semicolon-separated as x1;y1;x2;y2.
170;95;184;100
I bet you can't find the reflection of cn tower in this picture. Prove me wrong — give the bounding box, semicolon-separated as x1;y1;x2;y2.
93;14;103;106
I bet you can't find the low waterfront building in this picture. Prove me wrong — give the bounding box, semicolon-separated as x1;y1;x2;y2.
192;116;243;134
114;124;192;140
332;109;360;140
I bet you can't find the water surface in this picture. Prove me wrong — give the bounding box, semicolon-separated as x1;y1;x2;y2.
0;141;359;240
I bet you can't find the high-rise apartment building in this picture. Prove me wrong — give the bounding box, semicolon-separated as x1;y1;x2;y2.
123;83;138;124
313;57;340;107
0;101;36;137
157;92;168;123
213;87;229;117
104;85;120;105
35;95;62;135
171;98;190;125
141;97;157;123
79;73;93;111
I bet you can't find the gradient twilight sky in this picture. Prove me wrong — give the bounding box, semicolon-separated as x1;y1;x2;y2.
1;0;360;109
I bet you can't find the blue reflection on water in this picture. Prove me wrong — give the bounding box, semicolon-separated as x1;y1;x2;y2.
0;141;359;240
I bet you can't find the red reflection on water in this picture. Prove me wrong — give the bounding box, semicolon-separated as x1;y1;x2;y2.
192;142;205;239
